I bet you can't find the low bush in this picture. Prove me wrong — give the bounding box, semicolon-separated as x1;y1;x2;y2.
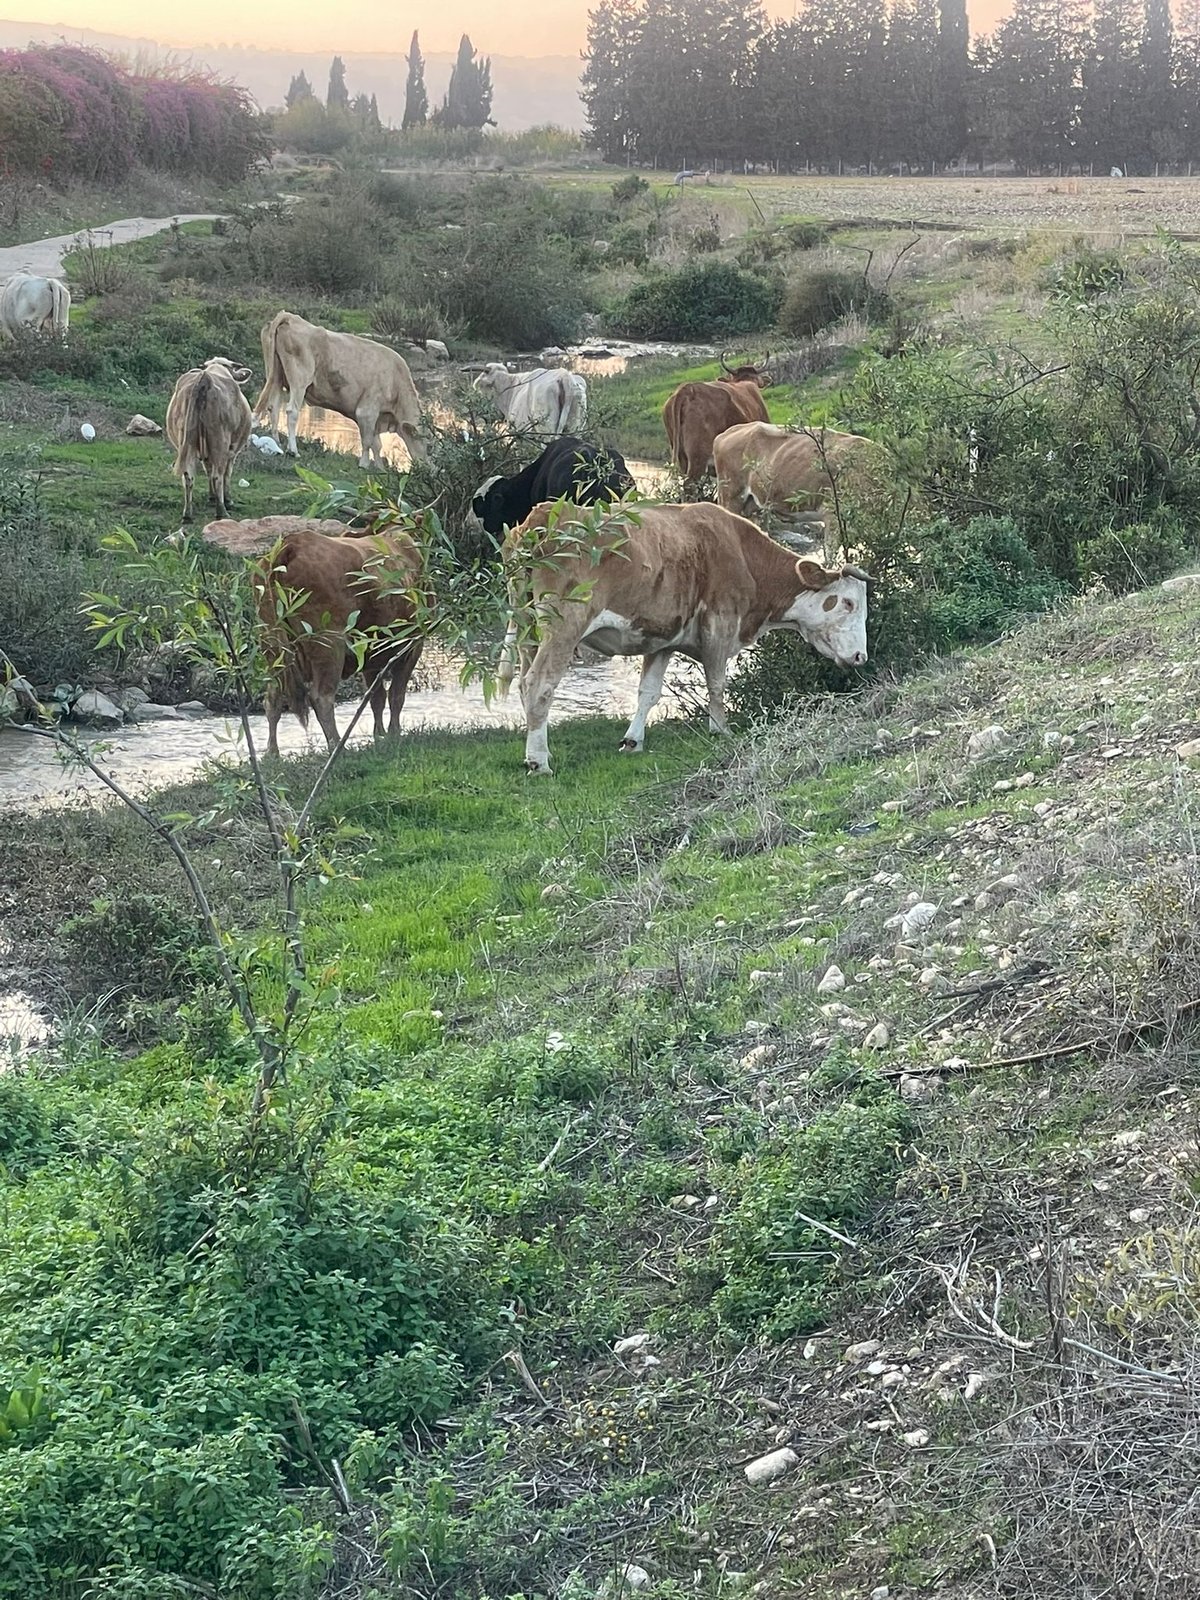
611;260;780;340
612;172;649;203
371;298;449;347
779;266;873;337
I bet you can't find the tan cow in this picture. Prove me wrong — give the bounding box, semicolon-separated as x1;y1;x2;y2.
662;354;772;486
255;311;427;470
714;422;881;523
165;357;254;522
499;501;869;774
201;515;425;756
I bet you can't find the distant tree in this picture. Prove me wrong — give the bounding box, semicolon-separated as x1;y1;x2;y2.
583;0;637;161
885;0;944;169
1140;0;1177;166
440;34;494;129
1176;0;1200;164
285;70;315;109
988;0;1088;170
327;55;350;112
936;0;971;159
1081;0;1142;169
402;30;429;130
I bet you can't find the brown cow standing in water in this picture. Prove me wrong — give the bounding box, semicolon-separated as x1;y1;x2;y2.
201;515;425;756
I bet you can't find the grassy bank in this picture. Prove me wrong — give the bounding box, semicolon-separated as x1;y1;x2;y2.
4;569;1200;1596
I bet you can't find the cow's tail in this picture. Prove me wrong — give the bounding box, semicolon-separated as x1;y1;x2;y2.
254;313;286;424
49;280;69;339
173;371;212;479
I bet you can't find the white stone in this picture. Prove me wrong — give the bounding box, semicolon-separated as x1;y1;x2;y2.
967;725;1008;760
744;1447;798;1485
901;902;937;937
125;413;162;436
863;1022;890;1050
816;965;846;994
739;1043;777;1071
1162;573;1200;592
845;1340;883;1361
1176;740;1200;760
963;1372;986;1401
614;1333;652;1357
129;701;189;723
426;338;450;361
70;689;124;729
903;1428;930;1447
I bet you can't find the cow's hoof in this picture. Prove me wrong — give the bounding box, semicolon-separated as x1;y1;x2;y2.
618;739;642;754
525;761;552;777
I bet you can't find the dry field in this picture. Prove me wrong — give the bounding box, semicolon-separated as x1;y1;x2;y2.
723;171;1200;234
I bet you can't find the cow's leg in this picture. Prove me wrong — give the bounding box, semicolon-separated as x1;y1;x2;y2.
701;650;732;734
264;681;284;759
285;396;303;458
181;468;194;523
365;662;388;739
619;651;673;754
355;407;380;470
386;645;421;736
521;630;584;776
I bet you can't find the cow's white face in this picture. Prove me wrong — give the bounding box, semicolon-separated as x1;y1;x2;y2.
474;364;507;395
783;563;869;669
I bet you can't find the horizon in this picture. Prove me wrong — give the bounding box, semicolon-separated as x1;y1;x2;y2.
0;1;1011;60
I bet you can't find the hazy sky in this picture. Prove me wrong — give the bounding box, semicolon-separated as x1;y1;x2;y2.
5;0;1010;57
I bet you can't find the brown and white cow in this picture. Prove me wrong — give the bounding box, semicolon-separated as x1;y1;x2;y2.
662;354;772;486
499;501;868;774
255;312;427;470
166;357;254;522
201;515;425;756
714;421;881;524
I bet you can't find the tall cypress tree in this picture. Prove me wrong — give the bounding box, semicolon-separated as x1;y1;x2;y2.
1082;0;1143;170
441;34;494;130
402;30;428;131
285;70;315;109
936;0;970;159
1175;0;1200;165
989;0;1088;170
327;55;350;112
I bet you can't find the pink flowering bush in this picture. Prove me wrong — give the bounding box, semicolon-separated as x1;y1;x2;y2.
0;46;269;186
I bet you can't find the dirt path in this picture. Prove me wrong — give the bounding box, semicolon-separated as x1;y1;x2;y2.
0;214;221;285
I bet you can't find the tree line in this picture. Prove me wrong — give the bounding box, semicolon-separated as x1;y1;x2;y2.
280;34;493;140
583;0;1200;174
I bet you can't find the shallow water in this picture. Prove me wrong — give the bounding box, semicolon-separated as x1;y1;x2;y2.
0;650;710;814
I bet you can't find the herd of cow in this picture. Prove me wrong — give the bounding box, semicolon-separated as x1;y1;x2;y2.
5;278;873;772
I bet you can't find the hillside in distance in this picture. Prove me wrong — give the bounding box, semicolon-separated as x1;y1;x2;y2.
0;19;584;130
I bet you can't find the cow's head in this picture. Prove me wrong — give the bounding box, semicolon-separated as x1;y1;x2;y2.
474;363;510;395
471;474;517;536
207;356;254;387
781;559;869;669
719;350;773;389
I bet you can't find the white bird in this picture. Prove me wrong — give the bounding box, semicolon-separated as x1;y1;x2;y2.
249;433;284;456
80;422;96;442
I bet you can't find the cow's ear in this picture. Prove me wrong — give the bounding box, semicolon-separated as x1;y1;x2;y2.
795;557;833;591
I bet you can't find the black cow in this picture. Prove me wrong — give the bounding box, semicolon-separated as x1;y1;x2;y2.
472;436;635;536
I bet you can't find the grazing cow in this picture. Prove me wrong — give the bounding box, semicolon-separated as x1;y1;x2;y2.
255;311;427;469
714;422;881;522
662;352;773;485
474;364;588;437
472;436;635;536
499;500;868;775
200;515;425;756
0;273;70;340
165;357;254;522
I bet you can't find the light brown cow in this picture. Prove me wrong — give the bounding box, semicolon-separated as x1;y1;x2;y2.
255;311;427;469
714;421;881;522
165;357;254;522
201;515;425;756
662;354;772;486
499;501;869;774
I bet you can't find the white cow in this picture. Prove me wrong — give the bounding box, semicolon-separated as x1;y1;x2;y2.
474;363;587;438
0;274;70;340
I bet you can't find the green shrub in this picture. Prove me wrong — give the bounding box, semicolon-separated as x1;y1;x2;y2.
60;891;201;1009
371;298;449;347
611;172;649;203
0;449;97;687
1081;513;1195;594
779;267;871;338
700;1083;911;1339
607;220;651;265
782;220;830;250
241;195;386;295
730;515;1067;714
611;260;780;340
